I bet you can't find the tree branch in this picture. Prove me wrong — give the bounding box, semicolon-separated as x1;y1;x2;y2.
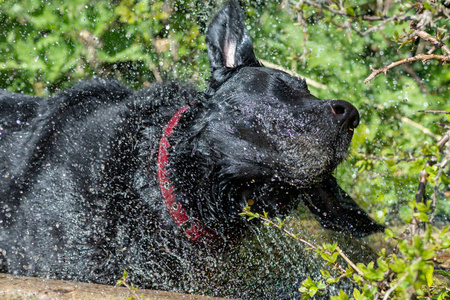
260;59;327;89
336;246;363;275
299;0;394;21
361;13;414;36
364;54;450;84
399;115;442;141
415;30;450;55
417;110;450;114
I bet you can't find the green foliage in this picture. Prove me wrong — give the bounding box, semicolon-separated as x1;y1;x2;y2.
241;209;450;299
298;276;327;299
0;0;210;95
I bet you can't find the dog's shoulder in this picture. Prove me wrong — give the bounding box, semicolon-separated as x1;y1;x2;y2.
0;78;200;136
0;78;132;131
57;78;134;112
131;81;201;120
0;90;41;130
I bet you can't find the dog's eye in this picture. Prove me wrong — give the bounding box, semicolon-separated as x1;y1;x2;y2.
235;119;272;148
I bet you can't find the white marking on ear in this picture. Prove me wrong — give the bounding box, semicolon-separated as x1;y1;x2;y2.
223;38;236;68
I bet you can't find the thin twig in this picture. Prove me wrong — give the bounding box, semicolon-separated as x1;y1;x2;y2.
380;31;429;93
417;110;450;114
416;110;450;223
244;211;366;278
361;12;414;36
399;116;442;140
260;59;327;89
364;53;450;84
410;155;437;236
150;64;162;82
415;30;450;55
336;246;363;275
415;168;428;204
299;0;397;21
120;281;142;300
256;214;318;249
382;272;409;300
431;130;450;222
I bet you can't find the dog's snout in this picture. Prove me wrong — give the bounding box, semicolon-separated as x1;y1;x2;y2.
331;100;360;129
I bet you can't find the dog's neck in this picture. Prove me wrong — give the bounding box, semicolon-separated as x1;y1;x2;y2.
158;102;301;243
157;102;223;243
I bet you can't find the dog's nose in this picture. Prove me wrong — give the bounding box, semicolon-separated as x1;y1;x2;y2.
331;100;360;129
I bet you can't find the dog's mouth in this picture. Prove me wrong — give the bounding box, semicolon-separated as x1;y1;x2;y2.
277;164;332;188
274;139;350;188
282;176;324;188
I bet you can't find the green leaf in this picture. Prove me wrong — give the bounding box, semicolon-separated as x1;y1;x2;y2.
399;205;413;223
437;290;449;300
345;7;355;16
345;267;354;278
389;258;407;273
320;269;331;279
331;290;349;300
415;202;429;212
381;148;394;157
385;228;394;238
326;243;337;252
377;257;388;272
302;276;315;288
331;252;339;263
422;249;434;260
425;265;434;287
414;212;429;222
326;277;338;284
393;30;399;40
320;252;332;262
317;282;327;290
356;263;367;274
441;237;450;249
309;286;318;297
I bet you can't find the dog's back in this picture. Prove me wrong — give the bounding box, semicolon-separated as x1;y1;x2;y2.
0;79;201;281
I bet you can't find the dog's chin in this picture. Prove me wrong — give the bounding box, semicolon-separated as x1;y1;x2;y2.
277;171;328;188
281;155;347;188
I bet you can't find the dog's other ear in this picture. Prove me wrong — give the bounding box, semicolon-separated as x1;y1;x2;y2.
303;177;384;237
205;0;260;92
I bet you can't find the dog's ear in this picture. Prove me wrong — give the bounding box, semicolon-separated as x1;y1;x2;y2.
303;177;384;237
205;0;260;92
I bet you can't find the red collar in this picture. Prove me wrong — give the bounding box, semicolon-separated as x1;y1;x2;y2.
157;102;219;243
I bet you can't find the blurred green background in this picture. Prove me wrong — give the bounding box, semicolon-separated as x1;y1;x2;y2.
1;0;449;227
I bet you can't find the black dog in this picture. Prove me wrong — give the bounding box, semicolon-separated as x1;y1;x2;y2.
0;1;382;298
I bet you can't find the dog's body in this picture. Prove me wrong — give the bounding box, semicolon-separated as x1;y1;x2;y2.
0;1;382;298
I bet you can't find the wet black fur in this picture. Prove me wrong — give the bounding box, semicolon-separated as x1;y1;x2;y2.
0;1;383;298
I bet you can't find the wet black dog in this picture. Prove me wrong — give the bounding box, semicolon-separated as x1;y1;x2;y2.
0;0;382;298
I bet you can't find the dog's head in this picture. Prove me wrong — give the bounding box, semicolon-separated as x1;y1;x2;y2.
204;1;358;187
170;0;382;237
